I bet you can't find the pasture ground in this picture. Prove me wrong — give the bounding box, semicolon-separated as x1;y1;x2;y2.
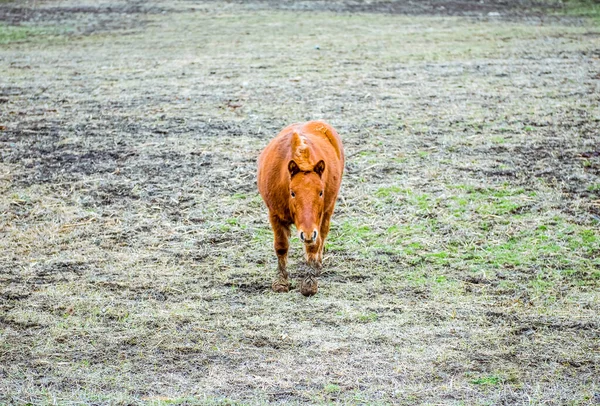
1;0;599;404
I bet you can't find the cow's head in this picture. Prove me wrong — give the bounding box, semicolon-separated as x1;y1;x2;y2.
288;159;326;245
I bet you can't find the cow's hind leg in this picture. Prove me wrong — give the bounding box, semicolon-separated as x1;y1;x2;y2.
270;215;291;293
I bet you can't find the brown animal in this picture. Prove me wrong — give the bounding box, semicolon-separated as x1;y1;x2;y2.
257;121;344;296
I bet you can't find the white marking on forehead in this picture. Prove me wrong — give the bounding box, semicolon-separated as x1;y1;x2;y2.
294;136;307;156
291;132;312;169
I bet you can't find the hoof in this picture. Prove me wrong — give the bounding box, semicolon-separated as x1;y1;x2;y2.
272;279;290;293
300;276;318;297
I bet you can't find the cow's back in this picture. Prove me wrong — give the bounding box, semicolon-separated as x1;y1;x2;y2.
257;127;294;220
300;121;344;165
299;122;344;212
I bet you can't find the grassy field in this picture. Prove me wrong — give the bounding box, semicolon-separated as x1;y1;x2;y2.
1;0;599;404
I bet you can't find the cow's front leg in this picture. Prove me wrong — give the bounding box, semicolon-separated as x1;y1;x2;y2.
317;212;332;264
270;215;291;293
300;242;322;297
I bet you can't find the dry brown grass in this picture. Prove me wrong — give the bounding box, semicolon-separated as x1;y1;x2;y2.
1;0;599;404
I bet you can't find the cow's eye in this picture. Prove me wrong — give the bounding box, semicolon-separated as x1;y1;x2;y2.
291;191;295;198
319;191;323;197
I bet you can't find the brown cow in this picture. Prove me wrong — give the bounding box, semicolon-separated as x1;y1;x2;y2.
257;121;344;296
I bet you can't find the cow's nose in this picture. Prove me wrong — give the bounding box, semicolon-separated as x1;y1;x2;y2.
300;230;318;243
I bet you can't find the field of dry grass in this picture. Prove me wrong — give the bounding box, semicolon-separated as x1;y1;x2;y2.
1;0;599;404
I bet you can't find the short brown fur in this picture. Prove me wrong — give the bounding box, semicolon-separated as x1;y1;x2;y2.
257;121;345;296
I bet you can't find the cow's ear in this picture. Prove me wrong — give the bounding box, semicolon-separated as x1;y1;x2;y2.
314;160;325;177
288;160;300;177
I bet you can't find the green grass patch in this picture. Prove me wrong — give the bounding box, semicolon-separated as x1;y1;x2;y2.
324;383;342;393
446;185;527;216
0;23;68;44
251;226;272;244
402;241;425;255
462;220;600;286
356;312;379;323
428;251;450;265
0;24;39;44
375;185;405;198
557;0;600;20
471;375;502;386
327;221;377;252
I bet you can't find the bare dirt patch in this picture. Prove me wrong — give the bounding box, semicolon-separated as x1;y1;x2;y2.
217;0;569;18
0;1;174;35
